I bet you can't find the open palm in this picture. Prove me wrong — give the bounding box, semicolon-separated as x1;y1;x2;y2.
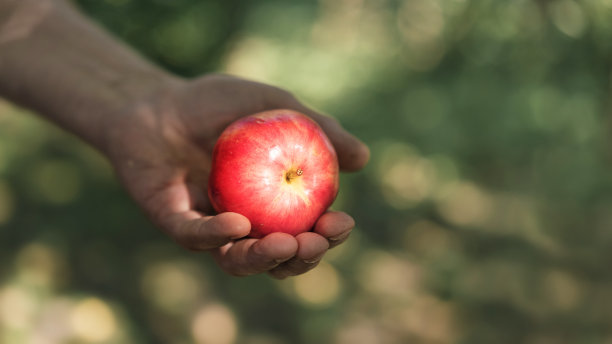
106;74;369;278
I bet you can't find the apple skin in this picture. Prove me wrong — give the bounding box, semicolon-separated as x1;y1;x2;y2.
208;109;340;238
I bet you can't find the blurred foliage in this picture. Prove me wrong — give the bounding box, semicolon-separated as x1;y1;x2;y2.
3;0;612;343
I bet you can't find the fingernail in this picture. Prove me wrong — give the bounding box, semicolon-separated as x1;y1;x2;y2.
303;254;325;264
230;234;247;240
303;258;320;264
274;258;290;264
329;233;349;242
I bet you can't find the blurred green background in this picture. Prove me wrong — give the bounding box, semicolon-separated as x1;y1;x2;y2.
2;0;612;343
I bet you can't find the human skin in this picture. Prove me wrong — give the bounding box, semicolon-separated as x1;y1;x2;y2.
0;0;370;278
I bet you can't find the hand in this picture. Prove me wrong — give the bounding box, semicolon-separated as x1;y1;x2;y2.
105;74;369;278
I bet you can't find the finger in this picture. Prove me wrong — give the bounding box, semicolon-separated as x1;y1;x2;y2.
185;181;214;213
267;95;370;171
211;232;298;276
167;211;251;251
313;211;355;248
287;103;369;172
268;232;329;279
310;113;370;172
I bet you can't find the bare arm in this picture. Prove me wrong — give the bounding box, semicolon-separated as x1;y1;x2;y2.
0;0;178;151
0;0;369;278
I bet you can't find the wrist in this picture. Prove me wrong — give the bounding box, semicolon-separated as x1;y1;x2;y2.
0;0;186;155
97;71;187;156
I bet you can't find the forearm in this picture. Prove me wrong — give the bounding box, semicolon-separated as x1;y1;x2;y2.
0;0;181;152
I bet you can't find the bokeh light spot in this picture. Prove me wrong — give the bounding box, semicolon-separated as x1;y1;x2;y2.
28;160;81;205
436;181;493;227
358;250;421;299
397;0;444;45
336;319;386;344
191;303;238;344
401;295;456;342
141;261;205;315
0;286;36;330
293;261;341;306
541;269;583;311
16;243;66;288
377;143;437;208
30;298;73;344
404;220;455;260
223;38;276;82
70;298;117;343
397;0;446;70
549;0;587;38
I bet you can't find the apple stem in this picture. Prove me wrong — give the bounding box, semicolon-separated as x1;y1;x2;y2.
285;168;303;183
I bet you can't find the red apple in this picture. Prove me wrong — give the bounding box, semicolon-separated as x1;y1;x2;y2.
208;109;339;238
